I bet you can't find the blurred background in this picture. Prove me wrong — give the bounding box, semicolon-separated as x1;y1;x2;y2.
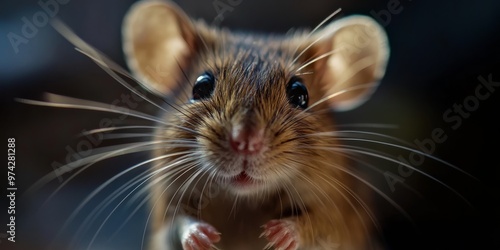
1;0;499;249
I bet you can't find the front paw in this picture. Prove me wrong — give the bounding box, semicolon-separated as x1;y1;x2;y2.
181;222;221;250
260;219;299;250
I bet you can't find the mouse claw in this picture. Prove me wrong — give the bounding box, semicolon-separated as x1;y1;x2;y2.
181;222;221;250
261;219;299;250
263;241;274;250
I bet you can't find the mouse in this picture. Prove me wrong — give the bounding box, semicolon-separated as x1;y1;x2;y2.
121;0;389;249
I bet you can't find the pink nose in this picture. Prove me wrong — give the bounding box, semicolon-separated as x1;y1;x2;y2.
230;125;264;155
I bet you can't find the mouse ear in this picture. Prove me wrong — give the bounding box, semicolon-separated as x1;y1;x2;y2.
306;15;389;111
122;0;197;96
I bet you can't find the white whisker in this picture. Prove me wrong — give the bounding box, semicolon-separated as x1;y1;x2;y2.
85;157;195;250
54;152;187;249
314;170;379;236
308;131;477;179
17;95;163;124
51;19;175;115
27;140;192;198
294;71;314;76
17;94;204;137
80;125;158;136
77;162;160;246
295;48;342;73
290;8;342;66
336;123;399;129
304;82;377;112
305;130;411;148
335;150;424;199
172;163;208;221
312;156;414;225
307;145;473;207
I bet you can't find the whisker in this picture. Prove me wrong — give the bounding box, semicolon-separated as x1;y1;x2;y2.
336;123;399;129
100;133;158;140
294;71;314;76
80;125;158;136
51;19;200;127
75;46;174;113
27;140;189;197
303;82;377;112
301;53;381;113
51;19;172;112
98;133;199;142
17;95;163;124
17;94;205;137
197;165;219;219
100;170;156;243
85;157;195;250
276;187;284;218
183;163;211;216
77;160;164;246
228;188;240;220
284;159;359;242
283;175;316;244
126;160;193;209
314;170;380;236
151;159;203;222
310;132;477;179
86;155;198;249
308;145;473;207
136;155;202;228
305;130;412;148
172;163;208;221
336;150;424;199
311;156;414;225
332;56;377;91
53;152;185;249
290;8;342;66
294;48;342;73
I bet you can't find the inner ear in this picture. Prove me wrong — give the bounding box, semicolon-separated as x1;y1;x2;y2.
122;0;198;96
307;15;390;111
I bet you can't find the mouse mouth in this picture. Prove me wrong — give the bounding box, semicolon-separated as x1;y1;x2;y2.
229;170;264;189
233;171;252;185
216;160;270;195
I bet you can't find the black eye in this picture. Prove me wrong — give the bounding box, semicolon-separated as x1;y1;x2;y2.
286;77;308;109
192;72;215;101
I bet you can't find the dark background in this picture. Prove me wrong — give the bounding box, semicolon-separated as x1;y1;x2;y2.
1;0;499;249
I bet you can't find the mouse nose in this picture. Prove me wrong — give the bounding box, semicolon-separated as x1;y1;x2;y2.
230;124;265;155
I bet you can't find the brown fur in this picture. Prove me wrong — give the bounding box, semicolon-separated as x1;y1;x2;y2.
122;1;389;249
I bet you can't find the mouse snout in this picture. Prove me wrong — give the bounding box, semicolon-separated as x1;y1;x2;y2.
229;124;265;155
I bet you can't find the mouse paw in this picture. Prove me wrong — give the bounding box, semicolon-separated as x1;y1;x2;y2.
260;219;299;250
181;222;221;250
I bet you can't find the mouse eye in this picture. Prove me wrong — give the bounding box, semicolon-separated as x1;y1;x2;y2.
286;77;308;109
192;72;215;101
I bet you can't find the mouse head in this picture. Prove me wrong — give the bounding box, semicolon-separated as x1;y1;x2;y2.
123;0;389;196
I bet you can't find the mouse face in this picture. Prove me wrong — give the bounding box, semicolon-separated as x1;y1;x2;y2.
123;1;389;198
168;36;327;196
14;1;391;249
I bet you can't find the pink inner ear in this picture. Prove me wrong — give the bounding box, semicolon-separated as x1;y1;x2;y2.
123;1;197;96
327;55;381;111
306;16;389;112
